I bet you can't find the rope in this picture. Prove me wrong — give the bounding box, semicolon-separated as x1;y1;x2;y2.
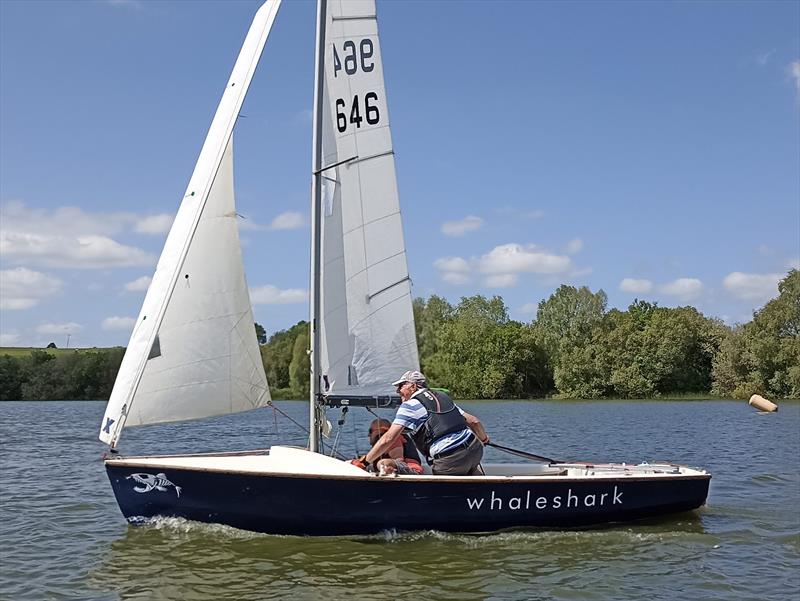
266;400;309;435
486;441;559;464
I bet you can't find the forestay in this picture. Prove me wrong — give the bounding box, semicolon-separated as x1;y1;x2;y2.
316;0;419;400
99;0;281;446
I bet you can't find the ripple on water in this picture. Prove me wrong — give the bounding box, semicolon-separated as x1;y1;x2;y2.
2;400;799;601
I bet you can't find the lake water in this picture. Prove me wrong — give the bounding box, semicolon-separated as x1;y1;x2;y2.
1;400;798;600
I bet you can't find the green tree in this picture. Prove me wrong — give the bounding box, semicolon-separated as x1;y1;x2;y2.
425;295;548;399
413;295;453;368
254;322;267;345
533;285;607;395
712;270;800;398
289;330;310;398
261;321;308;390
0;355;23;400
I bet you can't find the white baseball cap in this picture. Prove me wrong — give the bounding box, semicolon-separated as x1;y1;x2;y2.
391;370;427;387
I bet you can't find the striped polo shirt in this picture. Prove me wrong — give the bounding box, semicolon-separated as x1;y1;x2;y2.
392;394;473;457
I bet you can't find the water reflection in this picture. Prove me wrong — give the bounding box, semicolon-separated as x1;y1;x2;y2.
88;512;712;601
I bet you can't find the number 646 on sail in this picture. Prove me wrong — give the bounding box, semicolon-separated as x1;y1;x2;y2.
335;93;380;133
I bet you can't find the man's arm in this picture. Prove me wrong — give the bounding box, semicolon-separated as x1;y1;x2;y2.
463;411;489;444
365;423;405;464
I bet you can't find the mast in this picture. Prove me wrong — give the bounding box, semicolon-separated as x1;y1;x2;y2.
309;0;327;453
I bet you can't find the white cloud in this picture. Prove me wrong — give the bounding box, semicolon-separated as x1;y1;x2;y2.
250;285;307;305
102;316;136;331
434;256;471;285
36;322;83;335
1;232;155;268
790;60;800;98
565;238;583;255
433;257;470;273
756;49;775;66
441;272;470;285
0;332;21;346
659;278;703;301
526;210;545;220
484;274;518;288
788;258;800;270
620;278;653;294
441;215;483;237
723;272;782;303
518;302;539;317
1;202;156;269
2;201;127;237
478;243;572;275
124;276;152;292
269;212;305;230
134;214;173;235
0;267;63;310
434;244;574;287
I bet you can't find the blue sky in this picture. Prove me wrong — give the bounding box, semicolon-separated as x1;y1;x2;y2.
1;0;798;348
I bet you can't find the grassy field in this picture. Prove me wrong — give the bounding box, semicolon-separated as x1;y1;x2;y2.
0;347;115;358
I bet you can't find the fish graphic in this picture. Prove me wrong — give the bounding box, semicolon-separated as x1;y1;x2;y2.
126;473;182;498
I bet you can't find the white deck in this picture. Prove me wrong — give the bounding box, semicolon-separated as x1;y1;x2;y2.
105;446;708;480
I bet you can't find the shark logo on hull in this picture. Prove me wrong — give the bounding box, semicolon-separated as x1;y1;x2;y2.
126;473;182;498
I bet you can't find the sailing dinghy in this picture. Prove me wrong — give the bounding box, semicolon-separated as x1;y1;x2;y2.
101;0;710;536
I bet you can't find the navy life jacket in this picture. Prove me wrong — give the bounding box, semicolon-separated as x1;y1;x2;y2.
401;434;422;465
409;388;468;458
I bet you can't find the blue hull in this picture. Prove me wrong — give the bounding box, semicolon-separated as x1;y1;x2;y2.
105;463;710;536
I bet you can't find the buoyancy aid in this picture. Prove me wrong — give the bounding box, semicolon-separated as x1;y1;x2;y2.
401;434;422;465
409;388;468;458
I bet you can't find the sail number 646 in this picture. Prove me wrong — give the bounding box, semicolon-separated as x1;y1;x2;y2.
336;93;380;133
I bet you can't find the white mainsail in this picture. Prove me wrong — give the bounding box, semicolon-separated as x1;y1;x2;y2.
99;0;281;446
316;0;419;398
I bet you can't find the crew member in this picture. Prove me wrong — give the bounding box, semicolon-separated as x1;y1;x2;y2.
364;370;488;475
353;418;424;475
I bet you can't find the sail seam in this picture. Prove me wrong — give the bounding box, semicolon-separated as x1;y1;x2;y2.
341;249;407;285
346;292;412;333
341;210;401;236
344;149;394;167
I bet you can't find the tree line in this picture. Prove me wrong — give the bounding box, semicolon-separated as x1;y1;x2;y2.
1;270;797;401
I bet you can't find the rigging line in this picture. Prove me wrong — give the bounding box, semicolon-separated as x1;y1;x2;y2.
485;441;560;464
266;400;308;435
352;409;359;456
330;407;348;457
329;425;342;457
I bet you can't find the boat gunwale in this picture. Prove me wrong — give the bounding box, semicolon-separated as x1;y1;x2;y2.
105;457;711;484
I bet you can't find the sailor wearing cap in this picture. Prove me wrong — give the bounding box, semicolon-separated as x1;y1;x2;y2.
363;370;489;475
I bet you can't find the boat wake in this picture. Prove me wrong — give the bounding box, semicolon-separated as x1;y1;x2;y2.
127;515;267;540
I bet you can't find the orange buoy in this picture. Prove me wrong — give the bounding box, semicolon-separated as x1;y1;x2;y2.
749;394;778;412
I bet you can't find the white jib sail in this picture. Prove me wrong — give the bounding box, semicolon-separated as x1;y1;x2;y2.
99;0;281;446
318;0;420;398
